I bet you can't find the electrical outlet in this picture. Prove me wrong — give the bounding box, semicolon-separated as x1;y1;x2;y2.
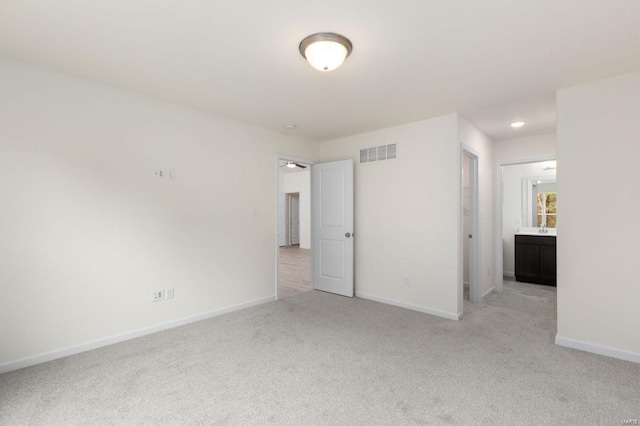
154;169;165;179
151;289;164;302
403;275;410;286
165;287;174;300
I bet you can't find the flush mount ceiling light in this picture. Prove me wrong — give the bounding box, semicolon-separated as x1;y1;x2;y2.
286;161;297;168
510;121;526;128
299;32;353;72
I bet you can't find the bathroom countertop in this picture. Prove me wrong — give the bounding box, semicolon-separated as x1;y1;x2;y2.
516;227;557;236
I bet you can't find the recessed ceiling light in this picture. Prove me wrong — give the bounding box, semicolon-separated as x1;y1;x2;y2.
299;32;353;72
284;124;297;130
510;121;526;128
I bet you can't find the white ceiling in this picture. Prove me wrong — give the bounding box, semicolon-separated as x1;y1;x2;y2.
1;1;639;142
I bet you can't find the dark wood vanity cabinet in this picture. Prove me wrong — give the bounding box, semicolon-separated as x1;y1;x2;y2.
515;235;556;286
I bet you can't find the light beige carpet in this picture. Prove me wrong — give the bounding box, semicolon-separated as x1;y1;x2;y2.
1;281;638;425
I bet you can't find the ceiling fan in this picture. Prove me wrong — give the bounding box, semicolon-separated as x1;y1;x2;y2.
280;161;307;169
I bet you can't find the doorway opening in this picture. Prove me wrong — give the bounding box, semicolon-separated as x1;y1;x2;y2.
288;193;300;245
277;156;313;299
495;157;556;294
461;148;480;312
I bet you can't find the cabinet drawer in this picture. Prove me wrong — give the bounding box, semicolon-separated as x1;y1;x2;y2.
515;235;556;246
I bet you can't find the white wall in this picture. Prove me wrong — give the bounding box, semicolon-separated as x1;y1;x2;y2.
494;133;556;163
279;169;311;249
501;162;556;276
556;71;640;361
458;117;495;302
316;113;476;319
0;60;315;368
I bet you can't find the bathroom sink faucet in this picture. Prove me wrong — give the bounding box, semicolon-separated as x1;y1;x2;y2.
540;223;547;234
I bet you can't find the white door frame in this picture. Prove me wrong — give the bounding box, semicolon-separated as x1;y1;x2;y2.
461;147;480;313
275;155;314;299
494;155;556;293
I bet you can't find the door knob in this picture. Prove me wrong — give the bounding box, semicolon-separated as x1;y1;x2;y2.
345;232;351;238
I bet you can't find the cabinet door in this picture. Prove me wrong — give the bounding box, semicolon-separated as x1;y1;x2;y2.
515;243;540;282
539;245;557;285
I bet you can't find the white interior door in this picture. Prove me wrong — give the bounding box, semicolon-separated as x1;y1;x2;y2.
278;193;286;247
290;194;300;245
312;160;354;297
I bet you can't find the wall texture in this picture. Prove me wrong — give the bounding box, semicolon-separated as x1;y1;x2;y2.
0;60;315;367
556;71;640;361
493;133;556;163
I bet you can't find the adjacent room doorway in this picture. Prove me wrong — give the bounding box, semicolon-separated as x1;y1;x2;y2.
289;193;300;245
275;156;355;300
461;148;480;311
495;158;557;292
277;158;312;299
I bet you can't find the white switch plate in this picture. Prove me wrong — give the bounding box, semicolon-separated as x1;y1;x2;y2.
165;287;174;299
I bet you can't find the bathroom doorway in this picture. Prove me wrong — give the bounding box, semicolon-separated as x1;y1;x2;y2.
497;158;557;291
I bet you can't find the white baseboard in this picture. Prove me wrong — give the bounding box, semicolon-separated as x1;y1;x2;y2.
0;295;275;375
503;271;515;278
356;292;461;320
555;335;640;364
481;287;495;301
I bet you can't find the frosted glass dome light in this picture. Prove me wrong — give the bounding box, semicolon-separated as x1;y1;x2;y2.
299;33;353;72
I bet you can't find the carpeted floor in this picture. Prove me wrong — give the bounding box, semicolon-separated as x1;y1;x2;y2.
1;281;638;425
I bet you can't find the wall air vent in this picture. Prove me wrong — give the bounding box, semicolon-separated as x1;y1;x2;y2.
359;143;397;164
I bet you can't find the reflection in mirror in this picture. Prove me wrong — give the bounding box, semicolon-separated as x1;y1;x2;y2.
522;176;556;228
536;188;557;227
